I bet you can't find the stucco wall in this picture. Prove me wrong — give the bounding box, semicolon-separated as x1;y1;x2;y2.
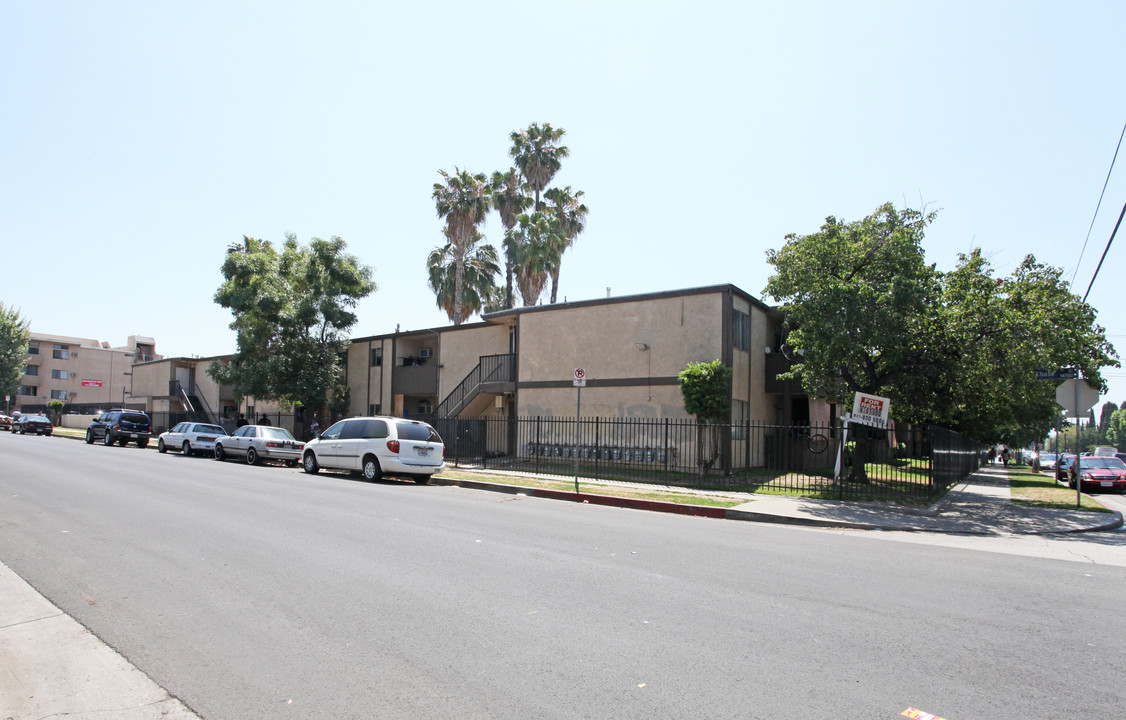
436;323;510;399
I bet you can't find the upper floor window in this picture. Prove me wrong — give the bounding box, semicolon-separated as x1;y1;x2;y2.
51;369;69;380
732;309;750;351
371;347;383;367
17;386;37;396
52;343;69;360
27;341;39;355
24;365;38;376
50;389;67;400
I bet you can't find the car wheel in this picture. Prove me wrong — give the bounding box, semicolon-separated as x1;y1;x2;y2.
158;438;167;453
183;441;193;457
214;444;226;461
414;474;431;485
118;438;128;447
103;431;114;446
361;455;382;481
286;460;298;468
302;452;319;474
86;430;95;445
247;447;259;465
136;439;148;449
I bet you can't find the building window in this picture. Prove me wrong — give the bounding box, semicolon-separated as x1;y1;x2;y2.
732;309;750;351
52;344;69;360
50;390;67;400
27;341;39;355
51;369;69;380
369;404;382;415
370;347;382;367
731;399;749;440
17;386;37;397
24;365;38;376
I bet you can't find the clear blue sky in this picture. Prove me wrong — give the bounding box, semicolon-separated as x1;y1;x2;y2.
3;1;1124;418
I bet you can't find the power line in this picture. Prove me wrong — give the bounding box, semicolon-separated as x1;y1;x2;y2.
1072;119;1126;292
1083;199;1125;303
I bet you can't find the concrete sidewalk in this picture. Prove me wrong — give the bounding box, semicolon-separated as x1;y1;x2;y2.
0;562;201;719
435;464;1125;535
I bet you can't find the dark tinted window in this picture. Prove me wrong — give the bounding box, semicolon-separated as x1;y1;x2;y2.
122;413;149;425
395;421;441;442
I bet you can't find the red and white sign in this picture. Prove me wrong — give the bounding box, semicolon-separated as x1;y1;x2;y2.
82;379;103;388
851;392;891;428
573;367;587;387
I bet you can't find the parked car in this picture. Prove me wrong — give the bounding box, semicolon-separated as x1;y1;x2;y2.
0;414;12;430
1116;452;1126;465
11;414;53;436
1038;452;1058;470
86;409;152;448
1067;457;1126;492
213;425;304;466
158;422;229;456
301;416;444;482
1055;454;1078;481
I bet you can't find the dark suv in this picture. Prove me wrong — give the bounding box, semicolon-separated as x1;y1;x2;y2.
86;409;152;448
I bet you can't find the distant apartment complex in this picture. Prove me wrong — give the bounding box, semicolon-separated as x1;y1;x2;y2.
12;333;160;413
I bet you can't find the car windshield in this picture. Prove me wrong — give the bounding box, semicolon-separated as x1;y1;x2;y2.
1080;458;1126;470
260;427;296;441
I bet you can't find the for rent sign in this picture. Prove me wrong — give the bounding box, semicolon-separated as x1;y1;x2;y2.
82;379;103;387
851;392;891;428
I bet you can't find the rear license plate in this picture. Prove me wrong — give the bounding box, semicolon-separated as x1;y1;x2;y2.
129;433;138;438
416;448;431;457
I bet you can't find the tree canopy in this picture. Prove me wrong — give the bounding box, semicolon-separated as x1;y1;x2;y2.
208;234;376;412
0;303;31;403
764;202;1119;443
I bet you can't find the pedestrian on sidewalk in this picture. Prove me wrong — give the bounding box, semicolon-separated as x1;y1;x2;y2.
1001;447;1010;467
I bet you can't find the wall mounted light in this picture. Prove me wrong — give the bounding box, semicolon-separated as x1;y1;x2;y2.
634;343;649;351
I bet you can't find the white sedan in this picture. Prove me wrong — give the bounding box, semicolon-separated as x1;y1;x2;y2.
158;422;230;457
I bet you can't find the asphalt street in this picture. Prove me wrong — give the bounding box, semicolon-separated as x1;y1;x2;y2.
2;432;1125;719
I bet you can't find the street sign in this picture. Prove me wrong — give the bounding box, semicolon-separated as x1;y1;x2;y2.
573;367;586;387
1036;368;1078;380
1056;379;1099;416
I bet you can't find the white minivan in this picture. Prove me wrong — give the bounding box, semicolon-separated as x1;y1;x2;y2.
302;416;444;482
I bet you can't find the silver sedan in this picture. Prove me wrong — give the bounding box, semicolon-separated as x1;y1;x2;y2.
213;425;304;466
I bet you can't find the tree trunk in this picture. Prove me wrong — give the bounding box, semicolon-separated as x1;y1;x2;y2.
847;423;871;483
550;267;560;304
505;261;514;309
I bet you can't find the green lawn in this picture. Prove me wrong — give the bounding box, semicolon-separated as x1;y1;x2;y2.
1007;465;1114;512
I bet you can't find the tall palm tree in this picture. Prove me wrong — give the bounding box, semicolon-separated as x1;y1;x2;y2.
427;229;501;323
543;186;588;304
432;168;491;325
509;123;569;209
506;212;564;307
490;169;532;309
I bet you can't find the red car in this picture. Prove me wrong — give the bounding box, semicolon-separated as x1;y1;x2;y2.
1068;457;1126;492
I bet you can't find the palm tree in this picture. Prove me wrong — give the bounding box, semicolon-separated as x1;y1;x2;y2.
509;123;569;209
427;229;501;323
490;169;532;309
432;168;492;325
507;212;564;307
543;186;588;304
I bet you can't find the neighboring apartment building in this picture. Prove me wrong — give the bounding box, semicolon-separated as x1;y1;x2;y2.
13;333;160;414
120;284;829;440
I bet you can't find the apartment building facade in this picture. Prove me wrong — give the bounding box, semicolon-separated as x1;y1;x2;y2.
12;333;159;414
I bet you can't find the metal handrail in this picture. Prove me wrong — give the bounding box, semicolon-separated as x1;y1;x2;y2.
432;353;515;418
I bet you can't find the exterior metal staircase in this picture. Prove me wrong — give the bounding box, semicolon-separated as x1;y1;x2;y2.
431;353;515;419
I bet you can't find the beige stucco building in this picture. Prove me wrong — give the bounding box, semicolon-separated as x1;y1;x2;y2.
13;333;159;414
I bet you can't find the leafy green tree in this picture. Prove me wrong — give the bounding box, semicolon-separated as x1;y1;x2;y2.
0;303;31;406
764;202;1119;455
1098;401;1118;443
509;122;569;209
490;169;532;309
427;228;502;323
208;234;376;414
46;398;64;426
433;168;492;325
544;186;588;305
1106;407;1126;449
678;359;732;473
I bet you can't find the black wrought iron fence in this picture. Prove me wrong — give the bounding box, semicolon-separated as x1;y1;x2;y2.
431;417;984;502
